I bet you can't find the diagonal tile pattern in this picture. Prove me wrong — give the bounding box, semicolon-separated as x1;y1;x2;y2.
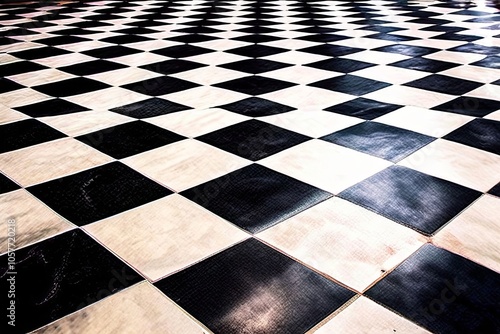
1;0;499;333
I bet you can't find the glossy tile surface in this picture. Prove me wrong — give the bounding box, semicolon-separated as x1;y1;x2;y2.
1;0;499;333
155;238;355;334
366;244;500;334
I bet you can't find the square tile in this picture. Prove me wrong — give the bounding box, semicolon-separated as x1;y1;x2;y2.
258;197;426;291
0;60;47;76
58;59;127;75
316;296;431;334
32;282;206;334
140;58;207;75
443;118;500;155
375;106;473;137
432;96;500;117
197;119;310;161
213;75;296;95
14;98;89;118
389;57;460;73
218;96;295;117
305;57;375;73
350;64;430;85
434;195;500;273
322;121;435;163
225;44;287;57
151;44;214;58
0;137;112;187
33;77;111;97
0;173;20;195
121;76;199;96
110;97;190;119
260;139;391;194
0;119;66;154
85;194;249;281
155;238;354;334
219;58;291;74
181;164;332;233
123;139;249;191
309;75;391;96
82;45;141;58
325;97;402;120
0;78;24;94
363;85;455;109
339;165;481;235
0;189;73;254
365;244;500;334
27;162;172;226
260;109;363;138
403;74;482;95
76;120;185;159
399;139;500;192
0;229;143;333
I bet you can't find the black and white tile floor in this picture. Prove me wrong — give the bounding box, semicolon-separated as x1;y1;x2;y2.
0;0;499;333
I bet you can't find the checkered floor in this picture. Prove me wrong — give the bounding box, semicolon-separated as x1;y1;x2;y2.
1;0;499;333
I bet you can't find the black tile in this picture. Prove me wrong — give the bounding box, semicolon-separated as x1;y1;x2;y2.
366;32;419;42
110;98;190;118
431;33;481;42
470;55;500;69
298;44;364;57
0;229;143;334
219;59;292;74
0;119;65;154
325;98;402;120
111;27;159;34
389;57;459;72
404;75;482;95
100;34;152;44
0;61;47;76
309;75;391;96
297;33;350;43
0;173;19;194
443;118;500;155
432;96;500;117
373;44;439;57
151;45;214;58
214;76;296;95
488;183;500;197
10;46;71;60
181;164;331;233
218;97;295;117
166;34;219;43
58;59;126;76
140;59;207;75
339;165;481;235
448;43;500;55
82;45;141;59
34;35;89;46
322;122;435;162
76;120;185;159
365;244;500;334
305;58;375;73
225;44;287;58
197;119;309;160
155;238;353;334
0;78;24;93
28;162;172;226
231;34;282;43
14;98;89;117
33;77;111;97
121;76;199;96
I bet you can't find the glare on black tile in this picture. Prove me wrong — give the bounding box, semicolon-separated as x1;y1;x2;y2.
470;55;500;69
0;229;143;334
404;74;482;95
305;58;376;73
27;162;172;226
339;165;481;235
366;244;500;334
321;121;435;162
432;96;500;117
181;164;332;233
448;43;500;55
324;97;402;120
155;238;354;334
443;118;500;155
389;57;460;73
